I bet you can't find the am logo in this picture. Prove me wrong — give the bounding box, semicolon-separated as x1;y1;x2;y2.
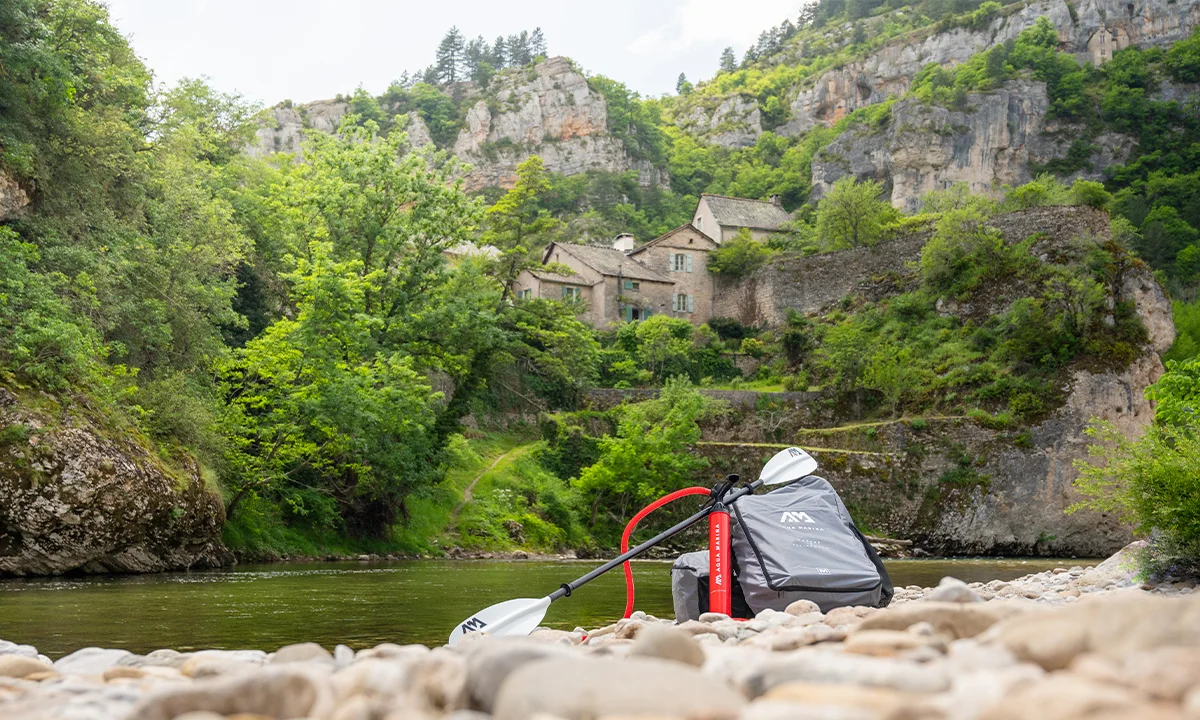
459;617;488;634
779;511;816;524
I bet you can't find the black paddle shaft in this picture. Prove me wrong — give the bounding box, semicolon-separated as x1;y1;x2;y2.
547;477;760;602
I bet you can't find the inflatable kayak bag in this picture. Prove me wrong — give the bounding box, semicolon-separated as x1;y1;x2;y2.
729;476;893;614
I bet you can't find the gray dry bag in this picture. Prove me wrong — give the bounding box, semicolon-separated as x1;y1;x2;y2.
671;475;892;620
730;475;893;614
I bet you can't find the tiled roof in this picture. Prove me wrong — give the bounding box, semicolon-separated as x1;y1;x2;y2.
628;223;719;256
550;243;672;283
702;194;793;231
529;270;588;284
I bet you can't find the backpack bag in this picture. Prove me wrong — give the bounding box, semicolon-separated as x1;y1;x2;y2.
729;475;893;614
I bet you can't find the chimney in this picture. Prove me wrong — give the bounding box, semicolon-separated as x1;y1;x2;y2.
612;233;636;252
770;195;782;207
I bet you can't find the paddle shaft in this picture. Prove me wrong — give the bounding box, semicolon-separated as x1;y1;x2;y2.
547;479;763;602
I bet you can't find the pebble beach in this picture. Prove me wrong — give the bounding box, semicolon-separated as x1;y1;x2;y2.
1;543;1198;720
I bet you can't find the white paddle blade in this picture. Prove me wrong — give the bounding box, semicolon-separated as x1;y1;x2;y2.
448;596;551;646
760;447;818;485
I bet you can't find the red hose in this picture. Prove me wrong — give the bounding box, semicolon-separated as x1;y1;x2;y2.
621;487;712;618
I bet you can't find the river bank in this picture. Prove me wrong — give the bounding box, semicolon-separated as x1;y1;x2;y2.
0;544;1196;720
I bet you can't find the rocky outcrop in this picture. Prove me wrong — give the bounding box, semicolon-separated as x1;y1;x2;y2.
452;57;664;189
674;95;763;149
706;206;1172;556
0;171;29;220
249;100;350;157
808;80;1133;211
0;388;231;576
684;0;1199;145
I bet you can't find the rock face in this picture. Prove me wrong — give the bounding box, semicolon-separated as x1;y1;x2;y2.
685;0;1200;145
251;58;664;191
0;171;29;220
451;57;664;190
807;78;1150;210
705;206;1172;556
0;388;230;576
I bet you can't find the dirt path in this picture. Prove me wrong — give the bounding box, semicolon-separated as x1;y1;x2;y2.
449;449;513;521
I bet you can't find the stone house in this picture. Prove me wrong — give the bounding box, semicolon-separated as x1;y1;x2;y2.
514;194;790;329
626;224;720;323
514;242;676;327
692;193;794;243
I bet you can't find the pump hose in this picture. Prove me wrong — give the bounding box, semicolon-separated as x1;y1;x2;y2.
620;487;712;619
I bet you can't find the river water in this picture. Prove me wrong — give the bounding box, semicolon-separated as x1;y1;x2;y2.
0;558;1079;657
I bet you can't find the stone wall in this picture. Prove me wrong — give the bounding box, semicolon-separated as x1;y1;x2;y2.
716;206;1113;325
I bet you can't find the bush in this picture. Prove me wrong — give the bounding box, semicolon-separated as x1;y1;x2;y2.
920;209;1010;293
708;228;773;278
1073;420;1200;577
1069;180;1113;209
707;316;752;341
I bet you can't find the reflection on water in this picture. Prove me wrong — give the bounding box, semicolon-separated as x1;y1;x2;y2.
0;557;1084;657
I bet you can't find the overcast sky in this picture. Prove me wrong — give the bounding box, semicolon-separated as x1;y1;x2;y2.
103;0;809;106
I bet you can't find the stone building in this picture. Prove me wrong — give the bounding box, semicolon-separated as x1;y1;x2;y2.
692;193;794;243
514;195;792;329
514;242;676;327
626;224;720;323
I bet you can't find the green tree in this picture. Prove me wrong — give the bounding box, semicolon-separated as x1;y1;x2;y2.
816;177;894;249
708;228;773;278
575;377;725;525
481;155;562;306
633;315;695;381
435;27;466;84
719;47;737;73
1073;359;1200;577
219;242;439;532
676;73;693;95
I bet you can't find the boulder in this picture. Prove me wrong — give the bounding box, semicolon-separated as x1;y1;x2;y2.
0;388;230;576
53;647;133;676
463;638;575;712
628;625;705;667
739;649;951;698
987;593;1200;670
491;656;745;720
924;577;984;603
127;667;336;720
271;642;334;664
977;673;1165;720
859;601;1029;639
0;655;51;678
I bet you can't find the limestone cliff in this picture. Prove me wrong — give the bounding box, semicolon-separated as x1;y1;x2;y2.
808;80;1131;211
701;206;1172;556
0;388;231;576
682;0;1199;148
0;171;29;220
251;58;663;191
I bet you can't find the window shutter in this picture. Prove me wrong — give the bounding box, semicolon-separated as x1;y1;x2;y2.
688;295;695;313
669;254;675;272
685;254;693;273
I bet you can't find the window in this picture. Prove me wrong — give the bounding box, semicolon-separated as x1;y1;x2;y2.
671;253;692;273
673;294;695;313
519;288;532;300
623;279;640;291
562;286;581;301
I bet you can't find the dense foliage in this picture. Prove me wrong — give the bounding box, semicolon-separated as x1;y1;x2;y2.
1075;359;1200;577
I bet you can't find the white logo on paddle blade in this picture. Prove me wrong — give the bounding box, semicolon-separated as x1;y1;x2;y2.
779;511;816;524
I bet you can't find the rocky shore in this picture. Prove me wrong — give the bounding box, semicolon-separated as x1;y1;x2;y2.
1;544;1197;720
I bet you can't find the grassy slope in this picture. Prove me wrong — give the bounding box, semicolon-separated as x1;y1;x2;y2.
222;431;544;560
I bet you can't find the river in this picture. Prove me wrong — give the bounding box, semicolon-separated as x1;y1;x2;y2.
0;558;1080;657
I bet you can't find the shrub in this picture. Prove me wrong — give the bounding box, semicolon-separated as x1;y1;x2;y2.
920;209;1009;294
708;228;773;278
1073;420;1200;577
1069;180;1113;209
